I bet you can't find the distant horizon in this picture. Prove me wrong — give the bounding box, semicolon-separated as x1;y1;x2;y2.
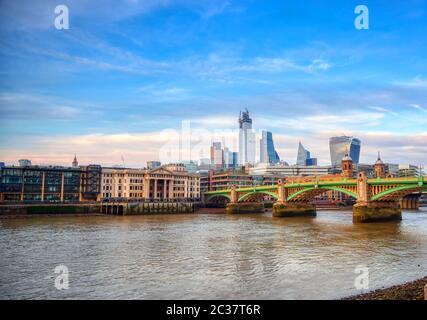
1;1;426;167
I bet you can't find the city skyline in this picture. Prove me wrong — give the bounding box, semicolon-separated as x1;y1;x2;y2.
0;1;426;167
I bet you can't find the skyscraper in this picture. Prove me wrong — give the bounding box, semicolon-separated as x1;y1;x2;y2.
260;130;280;164
296;142;310;166
296;142;317;166
223;147;238;168
238;109;256;165
210;142;223;169
329;136;361;166
232;152;238;168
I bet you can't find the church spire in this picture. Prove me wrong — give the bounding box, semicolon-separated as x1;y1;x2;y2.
341;146;353;178
374;150;385;178
72;154;78;167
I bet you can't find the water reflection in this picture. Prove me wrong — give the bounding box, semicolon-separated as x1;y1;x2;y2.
0;208;426;299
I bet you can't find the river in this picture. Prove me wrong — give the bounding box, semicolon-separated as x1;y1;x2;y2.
1;208;426;299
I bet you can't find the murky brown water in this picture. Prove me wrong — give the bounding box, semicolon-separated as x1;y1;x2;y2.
1;208;427;299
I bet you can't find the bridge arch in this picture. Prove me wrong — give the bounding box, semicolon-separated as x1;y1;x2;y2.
238;191;278;203
286;186;358;202
370;184;425;201
205;194;231;203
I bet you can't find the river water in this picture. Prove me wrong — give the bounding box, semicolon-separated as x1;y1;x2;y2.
1;208;426;300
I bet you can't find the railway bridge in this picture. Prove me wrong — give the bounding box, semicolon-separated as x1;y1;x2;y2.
204;173;426;223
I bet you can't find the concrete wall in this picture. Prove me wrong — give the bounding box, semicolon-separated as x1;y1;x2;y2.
102;202;200;215
0;204;100;215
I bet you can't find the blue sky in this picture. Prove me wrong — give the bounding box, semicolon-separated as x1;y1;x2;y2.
0;0;426;167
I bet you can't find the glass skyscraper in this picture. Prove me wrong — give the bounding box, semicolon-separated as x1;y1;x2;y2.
296;142;317;166
238;109;256;165
224;147;238;168
296;142;310;166
210;142;223;169
260;130;280;164
329;136;361;166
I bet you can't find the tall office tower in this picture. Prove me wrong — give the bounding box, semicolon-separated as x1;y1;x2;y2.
223;148;239;169
223;147;231;168
238;109;256;165
329;136;361;166
232;152;238;168
210;142;223;169
296;142;317;166
260;130;280;164
296;142;310;165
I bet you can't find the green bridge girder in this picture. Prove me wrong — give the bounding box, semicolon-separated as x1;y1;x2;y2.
286;186;358;201
204;176;427;203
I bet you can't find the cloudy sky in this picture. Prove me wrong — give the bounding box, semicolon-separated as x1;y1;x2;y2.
0;0;426;167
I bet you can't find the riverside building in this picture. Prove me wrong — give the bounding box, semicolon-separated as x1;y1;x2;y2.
100;163;200;201
250;163;332;177
0;164;101;202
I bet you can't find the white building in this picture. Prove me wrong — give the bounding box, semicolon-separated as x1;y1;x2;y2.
210;142;223;169
250;163;332;177
238;109;256;165
100;164;200;200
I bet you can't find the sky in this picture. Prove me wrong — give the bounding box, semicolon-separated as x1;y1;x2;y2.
0;0;426;168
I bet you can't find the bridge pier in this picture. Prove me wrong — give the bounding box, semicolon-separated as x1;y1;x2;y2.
353;201;401;223
226;202;265;214
225;185;265;214
272;202;316;218
400;195;420;210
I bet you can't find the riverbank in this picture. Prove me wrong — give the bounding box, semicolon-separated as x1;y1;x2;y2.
344;276;427;300
0;203;100;216
0;213;104;219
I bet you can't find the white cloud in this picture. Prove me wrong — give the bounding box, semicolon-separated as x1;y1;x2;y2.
0;92;99;120
395;76;427;88
1;127;426;168
409;104;427;113
254;112;385;133
368;106;399;116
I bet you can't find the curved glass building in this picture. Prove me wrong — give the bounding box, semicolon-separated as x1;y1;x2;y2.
296;142;310;166
260;130;280;164
329;136;361;166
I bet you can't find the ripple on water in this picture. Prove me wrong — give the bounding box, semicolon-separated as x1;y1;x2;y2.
1;208;427;299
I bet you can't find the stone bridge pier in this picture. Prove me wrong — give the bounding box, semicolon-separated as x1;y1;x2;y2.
272;182;316;218
353;172;401;223
400;194;420;210
205;174;426;222
225;186;265;214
